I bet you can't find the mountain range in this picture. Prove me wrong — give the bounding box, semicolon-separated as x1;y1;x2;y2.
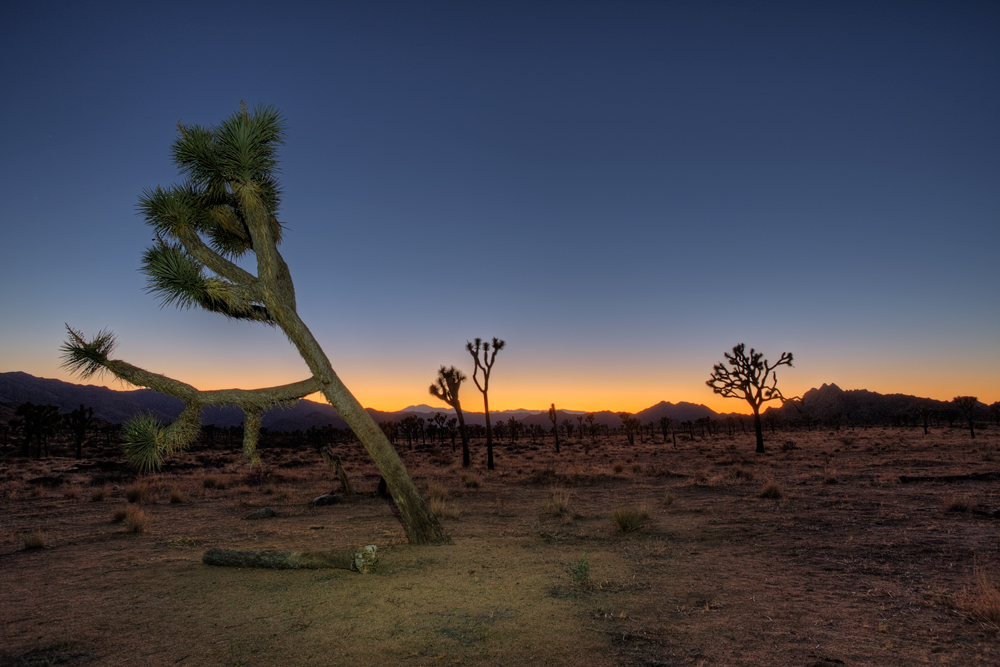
0;372;984;432
0;371;723;430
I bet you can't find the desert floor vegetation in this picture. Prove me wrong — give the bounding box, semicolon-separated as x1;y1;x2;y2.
0;427;998;665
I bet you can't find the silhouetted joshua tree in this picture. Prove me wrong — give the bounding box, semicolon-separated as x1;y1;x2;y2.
619;412;639;446
953;396;979;439
706;343;794;454
659;416;673;446
466;337;505;470
429;366;471;467
60;104;449;545
549;403;560;453
67;404;94;460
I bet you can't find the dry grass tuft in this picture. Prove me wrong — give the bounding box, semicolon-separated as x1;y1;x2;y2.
963;564;1000;627
612;461;625;474
90;484;110;502
542;487;575;519
123;505;151;534
22;531;47;550
427;480;449;502
169;487;189;504
613;506;649;533
203;475;227;490
758;481;784;499
461;473;481;489
664;491;676;506
125;482;155;504
944;493;974;513
429;496;459;519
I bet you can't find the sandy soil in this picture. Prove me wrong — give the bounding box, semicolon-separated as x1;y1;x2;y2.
1;427;998;666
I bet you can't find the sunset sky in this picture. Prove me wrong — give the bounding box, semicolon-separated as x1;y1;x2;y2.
1;2;997;415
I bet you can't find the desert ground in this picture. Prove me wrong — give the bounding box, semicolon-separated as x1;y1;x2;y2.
1;426;998;667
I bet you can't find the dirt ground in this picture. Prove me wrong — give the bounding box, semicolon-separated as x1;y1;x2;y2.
1;426;999;666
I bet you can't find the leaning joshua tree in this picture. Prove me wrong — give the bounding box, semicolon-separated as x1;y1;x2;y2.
466;337;505;470
429;366;471;467
706;343;794;454
60;104;450;545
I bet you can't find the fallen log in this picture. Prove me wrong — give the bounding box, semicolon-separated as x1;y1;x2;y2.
202;545;378;573
898;472;1000;484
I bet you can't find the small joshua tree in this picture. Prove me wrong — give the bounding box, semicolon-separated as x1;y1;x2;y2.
549;403;560;454
429;366;471;467
619;412;640;446
466;337;505;470
61;104;449;545
706;343;794;454
67;404;94;459
953;396;979;439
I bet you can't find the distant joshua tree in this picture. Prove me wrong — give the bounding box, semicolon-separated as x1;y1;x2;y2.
706;343;794;454
619;412;640;446
429;366;471;467
659;416;673;446
466;337;505;470
549;404;560;453
585;413;596;443
59;105;448;545
67;404;94;459
953;396;979;439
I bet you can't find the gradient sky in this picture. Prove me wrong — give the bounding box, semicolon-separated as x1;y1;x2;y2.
1;1;997;415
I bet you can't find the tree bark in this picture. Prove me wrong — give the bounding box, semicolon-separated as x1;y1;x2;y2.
752;407;764;454
202;545;378;573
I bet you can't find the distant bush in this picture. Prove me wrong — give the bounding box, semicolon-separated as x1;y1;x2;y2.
759;482;783;499
613;506;649;533
22;531;46;550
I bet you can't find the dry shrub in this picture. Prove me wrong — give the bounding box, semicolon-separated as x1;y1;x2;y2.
22;531;46;550
169;487;189;504
664;491;676;506
727;465;754;482
461;473;481;489
780;440;797;452
29;485;45;498
203;475;227;490
759;481;784;499
111;506;129;523
542;487;574;518
963;564;1000;627
612;461;624;474
90;484;110;502
427;480;449;502
123;505;151;533
824;473;839;485
613;506;649;533
125;482;155;504
944;493;974;513
631;463;643;474
430;496;459;519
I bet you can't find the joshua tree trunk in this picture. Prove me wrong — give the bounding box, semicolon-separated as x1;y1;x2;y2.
752;407;764;454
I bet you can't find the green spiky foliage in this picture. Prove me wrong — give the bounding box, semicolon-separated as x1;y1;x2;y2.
121;414;167;473
60;326;117;379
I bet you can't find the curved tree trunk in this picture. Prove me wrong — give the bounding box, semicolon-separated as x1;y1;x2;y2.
276;309;451;545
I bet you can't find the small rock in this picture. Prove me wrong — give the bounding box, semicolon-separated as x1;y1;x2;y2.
310;493;343;506
245;507;277;520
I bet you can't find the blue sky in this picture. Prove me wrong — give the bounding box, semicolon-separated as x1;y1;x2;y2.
1;1;997;413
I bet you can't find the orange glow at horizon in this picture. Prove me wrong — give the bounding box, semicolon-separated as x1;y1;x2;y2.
35;362;999;419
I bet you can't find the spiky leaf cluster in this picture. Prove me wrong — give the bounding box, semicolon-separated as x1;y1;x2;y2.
121;413;167;473
60;326;117;379
136;103;286;321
